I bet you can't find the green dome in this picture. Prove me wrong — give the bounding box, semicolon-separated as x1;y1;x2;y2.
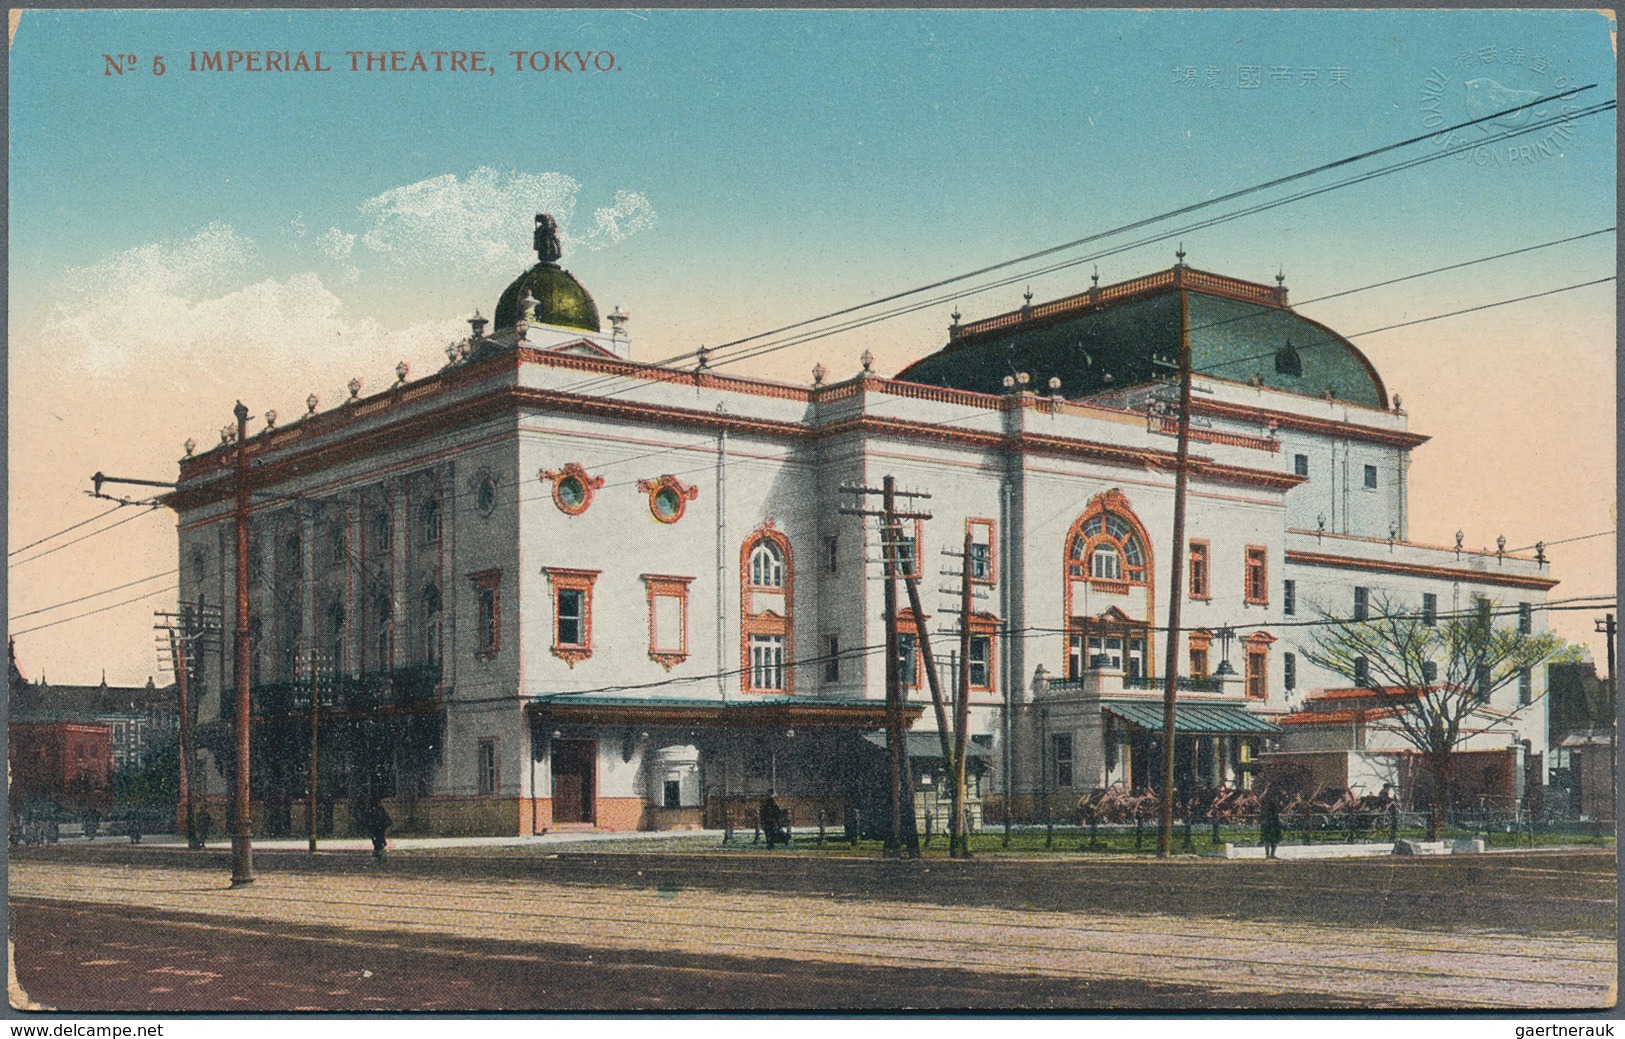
494;263;601;333
492;213;602;333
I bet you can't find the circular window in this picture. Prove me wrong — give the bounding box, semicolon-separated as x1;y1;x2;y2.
557;476;587;512
653;486;682;521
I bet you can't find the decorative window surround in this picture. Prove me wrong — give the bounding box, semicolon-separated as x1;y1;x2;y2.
639;474;700;524
545;567;600;667
538;462;605;517
642;574;694;670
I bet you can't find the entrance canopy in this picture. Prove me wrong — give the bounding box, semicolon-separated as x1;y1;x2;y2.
1103;700;1280;735
862;732;996;759
527;694;919;730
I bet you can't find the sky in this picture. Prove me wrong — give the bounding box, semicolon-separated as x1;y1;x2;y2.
6;7;1617;685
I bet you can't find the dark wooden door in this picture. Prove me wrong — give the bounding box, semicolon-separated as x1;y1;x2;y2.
552;739;596;824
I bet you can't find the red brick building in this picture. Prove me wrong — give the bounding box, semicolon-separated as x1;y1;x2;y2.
9;721;114;814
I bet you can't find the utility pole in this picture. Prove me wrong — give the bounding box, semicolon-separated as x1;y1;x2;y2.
1155;255;1194;858
300;648;330;854
1595;612;1616;822
230;401;255;886
841;476;930;858
952;530;975;859
156;601;218;850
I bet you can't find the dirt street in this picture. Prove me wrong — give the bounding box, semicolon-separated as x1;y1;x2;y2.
9;846;1616;1012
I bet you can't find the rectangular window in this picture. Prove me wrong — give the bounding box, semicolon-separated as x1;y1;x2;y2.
1293;453;1309;477
969;634;992;690
328;520;348;567
1188;540;1210;599
1475;664;1491;701
472;570;501;659
1283;651;1296;691
825;534;838;574
1363;464;1378;490
1246;649;1268;700
1354;586;1369;621
1068;635;1084;679
477;739;497;796
1283;579;1296;617
1422;660;1438;684
1354;656;1370;686
420;497;441;546
1244;546;1268;605
372;510;391;554
1190;643;1210;678
546;568;599;664
1422;593;1437;627
750;635;787;691
897;632;919;688
1518;602;1532;634
1476;596;1492;626
967;518;996;584
557;589;583;646
643;574;693;667
1052;733;1074;790
824;634;840;683
1518;668;1532;704
892;523;921;580
663;779;682;809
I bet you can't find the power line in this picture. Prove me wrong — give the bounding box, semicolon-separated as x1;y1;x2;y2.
7;505;168;570
708;99;1615;370
1511;530;1616;553
10;584;177;638
702;84;1598;359
10;569;178;621
9;503;127;558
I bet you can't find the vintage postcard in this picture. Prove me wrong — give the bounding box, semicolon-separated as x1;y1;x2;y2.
5;6;1617;1018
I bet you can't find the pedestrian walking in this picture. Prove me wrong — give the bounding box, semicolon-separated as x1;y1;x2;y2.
367;799;391;860
1261;791;1283;859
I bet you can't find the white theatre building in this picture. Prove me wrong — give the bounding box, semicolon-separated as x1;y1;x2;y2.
171;216;1559;835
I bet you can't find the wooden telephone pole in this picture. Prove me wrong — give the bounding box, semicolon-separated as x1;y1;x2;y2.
1155;257;1195;858
841;476;930;858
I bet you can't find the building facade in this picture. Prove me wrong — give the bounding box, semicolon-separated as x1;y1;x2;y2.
170;218;1559;834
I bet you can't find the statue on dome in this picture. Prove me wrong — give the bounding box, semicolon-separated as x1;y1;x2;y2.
534;213;563;266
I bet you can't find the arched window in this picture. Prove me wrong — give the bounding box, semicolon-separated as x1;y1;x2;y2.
749;542;784;588
741;526;793;693
1068;509;1148;584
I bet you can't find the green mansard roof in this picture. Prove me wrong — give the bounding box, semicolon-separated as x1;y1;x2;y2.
896;266;1387;409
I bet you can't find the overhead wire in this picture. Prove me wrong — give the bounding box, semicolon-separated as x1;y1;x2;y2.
707;99;1616;370
9;503;128;558
10;569;179;622
7;505;168;570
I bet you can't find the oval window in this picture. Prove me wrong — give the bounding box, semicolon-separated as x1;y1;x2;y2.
477;476;497;514
653;486;682;521
557;476;587;511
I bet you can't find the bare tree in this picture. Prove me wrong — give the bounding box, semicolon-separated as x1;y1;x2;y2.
1299;593;1561;839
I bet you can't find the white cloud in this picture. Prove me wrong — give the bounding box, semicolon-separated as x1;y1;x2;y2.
318;227;356;258
577;190;657;250
36;223;460;379
352;168;654;272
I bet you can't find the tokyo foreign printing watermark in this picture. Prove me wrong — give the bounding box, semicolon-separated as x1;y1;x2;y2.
1418;46;1582;169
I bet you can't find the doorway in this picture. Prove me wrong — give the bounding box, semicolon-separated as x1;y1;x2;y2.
551;738;597;825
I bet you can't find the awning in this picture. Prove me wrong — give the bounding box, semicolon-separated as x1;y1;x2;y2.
863;732;995;759
526;694;921;730
1103;700;1280;735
